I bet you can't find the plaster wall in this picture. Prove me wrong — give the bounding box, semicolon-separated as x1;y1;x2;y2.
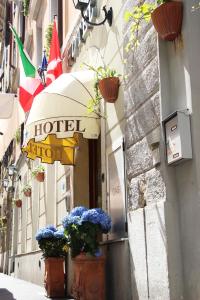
14;251;44;285
64;0;129;299
159;1;200;299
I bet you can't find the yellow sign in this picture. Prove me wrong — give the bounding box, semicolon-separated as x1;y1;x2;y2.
22;134;79;165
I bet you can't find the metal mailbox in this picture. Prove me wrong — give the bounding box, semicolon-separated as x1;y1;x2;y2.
163;111;192;165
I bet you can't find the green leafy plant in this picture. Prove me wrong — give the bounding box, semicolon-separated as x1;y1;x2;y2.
31;165;45;177
0;216;7;229
15;128;21;145
45;23;53;58
35;225;68;258
62;206;111;258
124;0;168;51
83;63;120;113
23;0;30;16
22;184;31;193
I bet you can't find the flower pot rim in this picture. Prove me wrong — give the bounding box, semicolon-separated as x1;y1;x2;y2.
152;1;183;12
73;253;106;261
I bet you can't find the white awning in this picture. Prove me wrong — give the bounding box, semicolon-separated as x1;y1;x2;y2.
0;97;25;160
24;70;100;144
22;71;100;165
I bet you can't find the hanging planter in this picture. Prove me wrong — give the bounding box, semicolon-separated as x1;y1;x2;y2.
22;184;32;197
32;165;45;182
15;199;22;208
151;1;183;41
98;77;120;103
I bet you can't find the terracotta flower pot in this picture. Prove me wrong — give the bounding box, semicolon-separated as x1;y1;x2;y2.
151;1;183;41
98;77;120;103
44;257;65;298
15;200;22;208
24;189;31;197
72;253;105;300
35;172;45;182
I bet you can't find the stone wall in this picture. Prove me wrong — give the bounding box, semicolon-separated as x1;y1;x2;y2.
123;2;183;299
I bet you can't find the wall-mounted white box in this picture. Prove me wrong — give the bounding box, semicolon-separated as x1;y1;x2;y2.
163;111;192;165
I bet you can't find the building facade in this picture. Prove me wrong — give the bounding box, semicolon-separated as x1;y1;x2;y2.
0;0;200;299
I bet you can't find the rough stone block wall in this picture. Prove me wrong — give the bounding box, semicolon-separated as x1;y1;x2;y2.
123;2;170;299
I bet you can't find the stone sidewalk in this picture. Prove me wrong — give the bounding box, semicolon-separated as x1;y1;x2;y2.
0;273;73;300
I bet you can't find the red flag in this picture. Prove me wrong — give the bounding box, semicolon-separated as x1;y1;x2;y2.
19;77;44;112
46;19;62;86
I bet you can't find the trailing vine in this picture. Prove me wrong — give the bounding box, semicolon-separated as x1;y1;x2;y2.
23;0;30;17
124;0;168;52
45;23;53;59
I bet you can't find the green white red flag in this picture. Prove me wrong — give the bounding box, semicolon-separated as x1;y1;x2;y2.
10;25;43;112
46;19;62;86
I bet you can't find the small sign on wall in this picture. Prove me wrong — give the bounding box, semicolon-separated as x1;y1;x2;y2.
163;111;192;165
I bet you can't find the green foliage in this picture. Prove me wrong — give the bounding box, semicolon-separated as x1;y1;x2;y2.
192;2;200;11
64;222;100;258
83;63;120;114
15;128;21;145
23;0;30;17
22;184;31;192
45;23;53;59
0;216;7;230
38;238;68;258
124;0;168;52
31;165;45;177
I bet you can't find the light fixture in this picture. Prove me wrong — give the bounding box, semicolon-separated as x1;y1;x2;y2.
8;164;17;177
73;0;113;27
3;178;9;189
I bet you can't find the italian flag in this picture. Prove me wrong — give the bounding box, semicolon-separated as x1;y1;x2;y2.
10;26;43;112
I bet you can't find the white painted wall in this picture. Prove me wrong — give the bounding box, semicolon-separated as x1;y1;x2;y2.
159;1;200;299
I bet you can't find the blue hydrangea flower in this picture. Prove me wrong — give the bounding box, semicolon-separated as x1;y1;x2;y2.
94;208;112;233
70;206;88;217
35;229;44;241
42;228;54;238
62;215;82;229
81;209;100;224
46;224;57;232
54;230;65;239
95;249;102;257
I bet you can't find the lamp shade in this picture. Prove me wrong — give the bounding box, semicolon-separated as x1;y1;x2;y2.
73;0;89;10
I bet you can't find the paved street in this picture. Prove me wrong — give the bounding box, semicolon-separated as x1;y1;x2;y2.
0;273;73;300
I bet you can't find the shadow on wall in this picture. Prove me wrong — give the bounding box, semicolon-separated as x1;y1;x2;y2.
0;289;16;300
129;250;140;300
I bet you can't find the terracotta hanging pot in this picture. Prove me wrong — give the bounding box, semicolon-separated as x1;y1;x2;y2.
24;189;31;197
98;77;120;103
44;257;65;298
151;1;183;41
15;200;22;208
72;253;106;300
35;172;45;182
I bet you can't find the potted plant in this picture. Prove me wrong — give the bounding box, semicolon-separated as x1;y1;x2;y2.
22;184;32;197
14;199;22;208
0;216;7;227
84;63;120;105
32;165;45;182
62;206;112;300
124;0;183;51
35;225;68;298
151;0;183;41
